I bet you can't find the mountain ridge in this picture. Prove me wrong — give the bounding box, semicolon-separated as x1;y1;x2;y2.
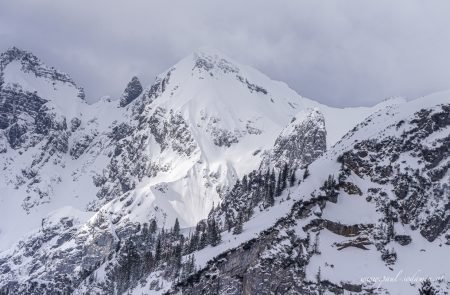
0;46;447;295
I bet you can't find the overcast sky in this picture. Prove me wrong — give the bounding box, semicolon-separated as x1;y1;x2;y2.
1;0;450;106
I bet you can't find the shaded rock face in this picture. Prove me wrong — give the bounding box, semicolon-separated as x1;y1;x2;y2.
171;232;314;295
0;87;47;132
394;235;412;246
0;48;83;210
171;218;309;295
0;212;124;295
339;104;450;242
260;108;327;170
0;47;84;150
120;76;143;107
91;105;198;209
0;85;50;149
170;197;366;295
319;219;373;237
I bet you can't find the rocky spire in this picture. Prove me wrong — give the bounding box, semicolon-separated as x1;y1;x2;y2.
119;76;143;107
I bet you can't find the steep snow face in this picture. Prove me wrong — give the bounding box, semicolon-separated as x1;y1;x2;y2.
123;49;307;225
96;48;406;228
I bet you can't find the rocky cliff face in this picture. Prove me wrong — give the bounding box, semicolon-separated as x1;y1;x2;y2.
260;108;327;170
0;47;88;211
0;47;85;149
119;76;143;107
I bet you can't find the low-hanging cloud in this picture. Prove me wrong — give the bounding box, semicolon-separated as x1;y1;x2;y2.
1;0;450;106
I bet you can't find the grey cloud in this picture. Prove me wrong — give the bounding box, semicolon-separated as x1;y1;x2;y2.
1;0;450;106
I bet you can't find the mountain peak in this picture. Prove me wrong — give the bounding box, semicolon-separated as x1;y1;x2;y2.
192;47;236;65
119;76;143;107
291;107;324;125
0;46;85;100
189;47;240;76
1;46;27;57
0;46;38;71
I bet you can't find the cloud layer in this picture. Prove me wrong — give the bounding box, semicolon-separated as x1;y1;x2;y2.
1;0;450;106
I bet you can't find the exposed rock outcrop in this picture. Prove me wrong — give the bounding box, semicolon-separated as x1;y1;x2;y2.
260;108;327;170
119;76;143;107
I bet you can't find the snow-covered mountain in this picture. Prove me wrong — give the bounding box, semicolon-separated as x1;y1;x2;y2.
0;47;395;246
0;46;447;295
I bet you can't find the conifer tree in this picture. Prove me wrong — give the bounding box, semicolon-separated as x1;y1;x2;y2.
264;169;276;207
281;163;289;190
155;236;162;263
189;230;199;253
266;186;275;207
181;255;196;280
242;175;248;192
209;219;221;246
316;266;321;283
253;171;263;205
143;251;154;273
173;218;180;236
246;201;254;219
320;175;339;201
199;230;208;249
142;223;150;241
149;219;157;234
118;240;141;290
225;215;234;232
173;243;183;271
313;233;321;254
233;211;243;235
